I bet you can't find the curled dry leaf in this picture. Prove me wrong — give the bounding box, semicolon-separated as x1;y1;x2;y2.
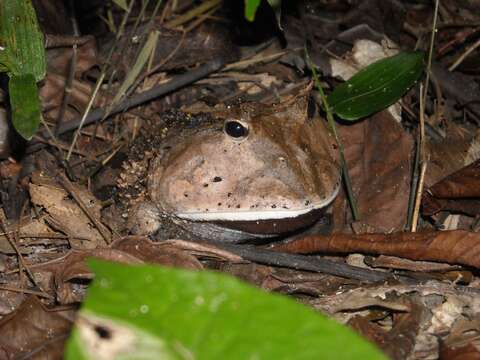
36;248;143;304
315;289;422;359
423;159;480;216
422;196;480;217
32;236;204;305
334;109;413;232
112;236;203;270
272;230;480;269
425;131;480;187
366;255;461;272
429;158;480;199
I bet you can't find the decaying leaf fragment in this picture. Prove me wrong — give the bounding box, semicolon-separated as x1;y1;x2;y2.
272;230;480;269
28;171;109;248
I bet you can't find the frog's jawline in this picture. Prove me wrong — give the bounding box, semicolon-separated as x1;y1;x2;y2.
175;185;339;222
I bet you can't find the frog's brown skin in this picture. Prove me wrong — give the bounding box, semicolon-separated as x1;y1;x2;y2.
117;93;341;243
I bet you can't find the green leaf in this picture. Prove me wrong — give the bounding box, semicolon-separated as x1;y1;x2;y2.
0;51;15;73
244;0;282;23
244;0;261;21
327;51;425;121
0;0;46;81
66;259;387;360
9;73;42;140
112;0;129;12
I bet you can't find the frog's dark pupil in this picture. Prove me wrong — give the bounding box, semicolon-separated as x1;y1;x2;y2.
225;121;248;138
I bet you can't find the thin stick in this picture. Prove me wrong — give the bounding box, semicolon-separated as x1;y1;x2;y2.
411;161;427;232
0;210;44;291
422;0;440;107
0;285;54;299
306;49;359;220
215;242;415;284
409;0;439;231
58;173;113;244
449;37;480;72
165;0;221;28
411;82;428;232
55;0;79;136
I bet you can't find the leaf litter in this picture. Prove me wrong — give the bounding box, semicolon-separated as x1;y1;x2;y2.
2;1;480;359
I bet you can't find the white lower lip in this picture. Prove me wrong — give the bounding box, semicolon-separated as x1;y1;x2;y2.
175;185;340;221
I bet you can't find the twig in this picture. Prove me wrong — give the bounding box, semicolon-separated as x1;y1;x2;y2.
214;242;415;284
412;83;427;232
55;0;80;136
165;0;221;28
58;173;113;245
0;210;44;292
306;49;359;220
65;73;105;161
409;0;439;230
449;37;480;71
0;285;54;299
411;162;427;232
422;0;440;107
44;34;91;49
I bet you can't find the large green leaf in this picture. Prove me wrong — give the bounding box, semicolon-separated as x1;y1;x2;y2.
66;259;386;360
0;0;46;80
327;51;425;121
9;74;42;140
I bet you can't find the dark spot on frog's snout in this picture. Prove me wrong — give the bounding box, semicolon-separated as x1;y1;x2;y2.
213;176;222;182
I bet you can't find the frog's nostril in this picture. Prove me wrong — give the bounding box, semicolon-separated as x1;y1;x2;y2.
213;176;222;182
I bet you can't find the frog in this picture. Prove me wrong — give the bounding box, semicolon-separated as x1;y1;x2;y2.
115;91;341;243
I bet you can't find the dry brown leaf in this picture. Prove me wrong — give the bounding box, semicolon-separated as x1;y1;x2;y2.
30;236;204;304
0;296;73;359
440;343;480;360
334;110;414;232
272;230;480;268
29;171;107;249
112;236;203;270
348;316;388;353
422;194;480;217
429;158;480;198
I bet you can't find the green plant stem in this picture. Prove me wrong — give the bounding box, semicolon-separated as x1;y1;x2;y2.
408;0;439;230
306;49;359;221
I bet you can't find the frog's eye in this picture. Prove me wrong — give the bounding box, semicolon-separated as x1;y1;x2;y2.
224;120;249;140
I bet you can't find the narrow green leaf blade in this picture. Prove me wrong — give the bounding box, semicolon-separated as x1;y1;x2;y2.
111;30;159;106
244;0;261;21
112;0;129;12
66;259;387;360
0;0;46;81
9;74;41;140
327;51;425;121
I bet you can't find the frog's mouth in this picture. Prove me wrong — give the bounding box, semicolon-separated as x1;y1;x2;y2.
175;185;339;223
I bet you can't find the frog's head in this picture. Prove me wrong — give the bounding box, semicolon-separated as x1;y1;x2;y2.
148;95;341;240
